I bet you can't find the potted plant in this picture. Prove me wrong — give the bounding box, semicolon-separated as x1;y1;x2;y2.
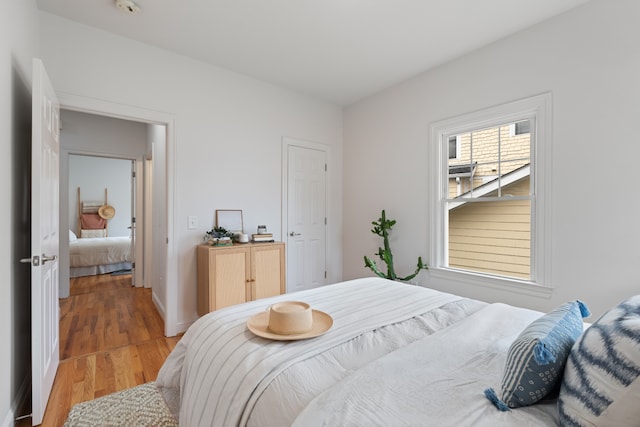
205;226;234;246
364;209;427;281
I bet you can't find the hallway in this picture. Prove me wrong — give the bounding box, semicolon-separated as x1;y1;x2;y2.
40;273;179;426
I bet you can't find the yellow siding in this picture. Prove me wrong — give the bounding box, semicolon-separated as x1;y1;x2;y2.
448;178;531;280
448;124;530;198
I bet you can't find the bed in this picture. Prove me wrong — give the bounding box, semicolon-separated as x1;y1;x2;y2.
156;277;589;426
69;232;132;278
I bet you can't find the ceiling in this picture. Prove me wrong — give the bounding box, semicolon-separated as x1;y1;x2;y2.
36;0;590;105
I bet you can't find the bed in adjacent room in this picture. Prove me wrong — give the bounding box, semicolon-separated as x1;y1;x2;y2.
154;276;637;427
69;230;132;277
70;188;132;277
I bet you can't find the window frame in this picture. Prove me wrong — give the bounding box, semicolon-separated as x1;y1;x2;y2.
428;93;553;296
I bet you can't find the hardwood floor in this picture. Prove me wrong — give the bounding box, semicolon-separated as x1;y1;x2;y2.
37;273;180;426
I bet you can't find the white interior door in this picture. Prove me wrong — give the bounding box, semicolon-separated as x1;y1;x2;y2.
129;159;136;286
30;58;60;426
286;143;327;292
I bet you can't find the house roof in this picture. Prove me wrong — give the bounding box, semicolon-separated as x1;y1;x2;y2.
448;163;530;210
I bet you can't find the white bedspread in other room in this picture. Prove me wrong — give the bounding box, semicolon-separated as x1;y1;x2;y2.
156;278;490;426
69;236;132;268
293;302;559;427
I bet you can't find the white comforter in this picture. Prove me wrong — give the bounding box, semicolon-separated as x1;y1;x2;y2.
292;302;560;426
69;236;132;267
157;278;497;426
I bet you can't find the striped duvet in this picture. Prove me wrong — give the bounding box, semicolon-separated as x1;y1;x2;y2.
156;277;486;426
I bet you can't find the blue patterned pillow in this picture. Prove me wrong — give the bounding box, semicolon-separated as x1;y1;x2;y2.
485;300;590;411
558;295;640;426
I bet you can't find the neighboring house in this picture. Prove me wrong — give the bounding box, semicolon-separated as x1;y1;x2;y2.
447;123;531;280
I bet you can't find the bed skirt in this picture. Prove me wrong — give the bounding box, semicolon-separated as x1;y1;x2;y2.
70;262;132;278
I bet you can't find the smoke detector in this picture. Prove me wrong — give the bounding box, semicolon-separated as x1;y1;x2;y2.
115;0;141;14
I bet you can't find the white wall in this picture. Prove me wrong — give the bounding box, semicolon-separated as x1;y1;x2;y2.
39;12;344;333
60;109;147;158
344;0;640;318
68;155;133;237
0;1;40;425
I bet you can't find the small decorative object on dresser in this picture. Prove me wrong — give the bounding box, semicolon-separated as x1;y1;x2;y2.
216;209;244;233
204;226;234;246
252;233;274;242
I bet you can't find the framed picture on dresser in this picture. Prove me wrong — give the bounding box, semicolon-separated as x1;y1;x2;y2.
215;209;244;233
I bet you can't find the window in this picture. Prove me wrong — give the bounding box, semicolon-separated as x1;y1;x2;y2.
510;120;531;136
448;136;459;159
429;94;552;290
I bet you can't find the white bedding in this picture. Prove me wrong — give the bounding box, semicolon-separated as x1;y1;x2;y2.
156;278;559;426
293;303;559;427
69;236;132;268
157;278;489;426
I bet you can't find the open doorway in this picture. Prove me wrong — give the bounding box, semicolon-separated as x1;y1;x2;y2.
59;110;147;296
57;91;176;337
68;154;136;285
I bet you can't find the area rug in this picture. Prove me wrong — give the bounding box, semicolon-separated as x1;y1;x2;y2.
64;382;177;426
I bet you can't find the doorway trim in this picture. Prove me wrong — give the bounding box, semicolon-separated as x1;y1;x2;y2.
281;136;330;291
58;91;179;337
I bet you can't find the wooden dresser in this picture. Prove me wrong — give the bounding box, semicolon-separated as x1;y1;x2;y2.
197;242;285;315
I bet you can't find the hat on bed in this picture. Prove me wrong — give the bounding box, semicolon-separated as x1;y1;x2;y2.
98;204;116;220
247;301;333;341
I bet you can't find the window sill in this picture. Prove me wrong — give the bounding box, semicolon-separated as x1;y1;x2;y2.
428;267;553;299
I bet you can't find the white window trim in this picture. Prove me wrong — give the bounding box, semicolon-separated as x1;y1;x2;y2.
428;93;553;295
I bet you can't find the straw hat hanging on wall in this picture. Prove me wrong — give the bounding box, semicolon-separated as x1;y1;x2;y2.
98;204;116;220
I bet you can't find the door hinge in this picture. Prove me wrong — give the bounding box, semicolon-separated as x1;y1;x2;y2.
325;163;327;172
324;271;327;279
324;217;327;225
132;262;136;269
132;171;136;178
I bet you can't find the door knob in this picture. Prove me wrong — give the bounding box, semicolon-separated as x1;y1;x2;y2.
20;255;40;266
289;232;301;236
41;254;57;264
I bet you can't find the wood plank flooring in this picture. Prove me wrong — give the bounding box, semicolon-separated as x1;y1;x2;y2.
36;273;180;426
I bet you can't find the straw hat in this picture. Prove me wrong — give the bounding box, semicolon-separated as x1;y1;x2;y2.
98;204;116;220
247;301;333;341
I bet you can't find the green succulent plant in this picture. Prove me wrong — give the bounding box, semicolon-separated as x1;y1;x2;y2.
206;226;234;239
364;209;427;281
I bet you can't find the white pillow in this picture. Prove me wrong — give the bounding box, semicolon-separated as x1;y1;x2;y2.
558;295;640;426
69;229;77;242
80;229;107;238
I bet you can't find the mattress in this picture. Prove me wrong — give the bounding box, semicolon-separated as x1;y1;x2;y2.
155;277;563;426
69;236;132;268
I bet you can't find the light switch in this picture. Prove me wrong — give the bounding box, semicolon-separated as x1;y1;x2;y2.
188;216;198;230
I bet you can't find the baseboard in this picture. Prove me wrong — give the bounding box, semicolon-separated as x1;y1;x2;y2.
151;290;166;321
175;319;194;335
2;376;30;427
151;291;194;336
